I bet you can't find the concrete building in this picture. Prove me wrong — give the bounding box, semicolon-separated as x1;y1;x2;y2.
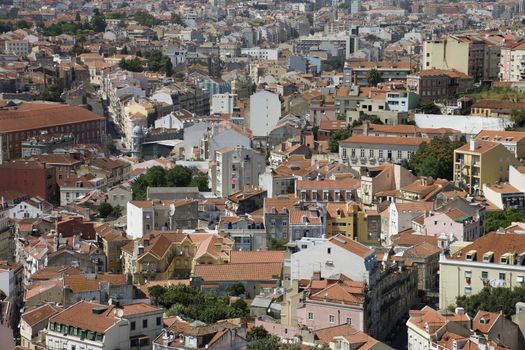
249;90;281;137
454;139;518;195
439;232;525;310
126;199;198;239
241;47;280;60
209;146;266;197
339;135;430;168
211;92;237;114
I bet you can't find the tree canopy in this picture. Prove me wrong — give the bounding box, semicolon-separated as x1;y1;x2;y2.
133;10;161;27
453;287;525;318
485;208;525;232
190;174;210;192
38;84;63;102
329;128;352;153
408;137;465;180
131;165;193;200
366;68;381;86
148;284;249;324
420;101;441;115
119;57;144;72
144;49;173;76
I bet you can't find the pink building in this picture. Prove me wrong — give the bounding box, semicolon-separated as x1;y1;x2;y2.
423;208;481;243
297;275;366;331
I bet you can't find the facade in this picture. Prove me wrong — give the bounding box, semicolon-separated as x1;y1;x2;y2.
249;90;281;137
499;41;525;82
241;47;280;60
0;160;57;202
454;140;518;195
297;179;359;203
325;202;366;240
211;92;237;114
339;135;429;168
406;69;473;102
126;199;198;239
439;232;525;310
344;61;414;85
0;102;105;163
209;146;266;197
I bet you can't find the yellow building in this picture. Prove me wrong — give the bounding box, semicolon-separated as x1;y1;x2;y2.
439;232;525;309
95;224;130;274
454;140;518;195
325;202;367;241
121;231;196;284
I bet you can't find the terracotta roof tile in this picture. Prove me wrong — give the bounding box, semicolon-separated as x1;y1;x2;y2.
193;262;282;282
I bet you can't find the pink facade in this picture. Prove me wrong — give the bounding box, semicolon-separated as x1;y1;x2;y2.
423;212;480;242
297;300;364;331
500;47;511;82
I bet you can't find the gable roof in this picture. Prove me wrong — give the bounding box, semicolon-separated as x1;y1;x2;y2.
328;234;374;258
193;262;282;282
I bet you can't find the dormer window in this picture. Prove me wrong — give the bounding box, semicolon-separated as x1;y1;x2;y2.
465;250;476;261
479;317;488;325
500;253;514;265
483;252;494;263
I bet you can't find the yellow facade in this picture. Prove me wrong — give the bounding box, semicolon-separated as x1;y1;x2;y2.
423;37;470;75
326;202;367;240
454;142;518;195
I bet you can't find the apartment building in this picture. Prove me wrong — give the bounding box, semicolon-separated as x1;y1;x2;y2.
126;199;198;239
406;69;473;102
339;135;429;168
423;35;496;81
209;146;266;197
45;301;163;350
241;47;280;60
296;179;360;203
325;202;366;240
439;232;525;310
249;90;281;137
343;61;415;85
474;130;525;159
453;139;518;195
499;41;525;82
0;102;105;163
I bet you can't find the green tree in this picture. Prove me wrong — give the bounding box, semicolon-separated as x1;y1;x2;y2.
485;208;525;232
247;326;271;342
75;12;81;22
145;49;173;76
267;237;286;251
16;20;31;29
90;9;107;32
510;108;525;128
454;287;525;318
119;57;144;72
69;44;89;56
38;84;63;102
227;283;246;296
247;336;281;350
121;45;129;54
134;10;161;27
131;165;194;200
148;285;166;305
171;12;185;26
329;128;352;153
166;166;192;187
366;68;381;86
421;101;441;114
190;174;209;191
97;202;114;218
409;137;465;180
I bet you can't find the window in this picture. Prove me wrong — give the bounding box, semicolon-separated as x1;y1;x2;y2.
130;321;136;331
157;317;161;326
499;273;506;280
327;248;331;254
481;271;488;279
346;318;352;325
464;286;472;295
308;312;314;320
329;315;336;323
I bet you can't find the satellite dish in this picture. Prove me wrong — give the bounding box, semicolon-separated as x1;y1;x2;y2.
169;203;176;216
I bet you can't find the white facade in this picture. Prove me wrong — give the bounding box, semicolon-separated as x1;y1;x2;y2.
415;114;512;140
241;47;280;60
290;238;376;283
0;268;15;298
209;146;266;197
211;93;237;115
9;198;51;219
154;113;185;129
5;40;30;56
249;90;281;137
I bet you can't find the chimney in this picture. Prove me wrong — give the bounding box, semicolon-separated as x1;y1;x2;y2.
469;139;478;151
455;307;465;315
363;120;370;136
312;271;321;280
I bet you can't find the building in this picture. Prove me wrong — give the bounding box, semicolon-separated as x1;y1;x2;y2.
339;135;429;168
296;179;359;203
9;196;52;219
343;61;414;85
325;202;367;241
474;130;525;159
21;133;76;157
5;39;30;56
241;47;280;60
45;301;164;350
499;41;525;82
454;139;518;195
249;90;281;137
209;146;266;197
211;93;237;114
20;303;62;349
439;232;525;310
406;69;473;102
0;160;57;202
0;102;105;163
126;199;198;239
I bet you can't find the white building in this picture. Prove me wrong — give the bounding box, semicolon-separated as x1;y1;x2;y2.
241;47;280;60
9;197;52;219
154;112;185;129
249;90;281;137
209;146;266;197
45;301;163;350
211;93;237;115
290;235;377;283
5;39;30;56
385;202;433;246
